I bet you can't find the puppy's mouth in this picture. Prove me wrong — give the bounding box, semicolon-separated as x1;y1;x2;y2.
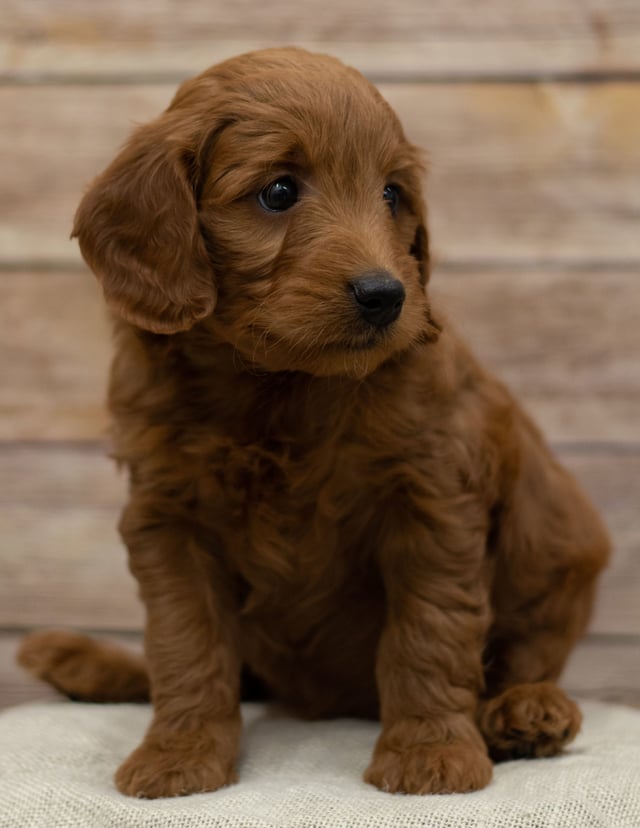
328;330;387;352
252;327;385;358
238;304;440;377
336;303;441;353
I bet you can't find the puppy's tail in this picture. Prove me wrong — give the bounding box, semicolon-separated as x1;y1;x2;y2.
17;630;150;703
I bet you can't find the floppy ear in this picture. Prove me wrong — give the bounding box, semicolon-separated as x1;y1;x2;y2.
410;220;430;286
401;156;431;286
72;111;216;333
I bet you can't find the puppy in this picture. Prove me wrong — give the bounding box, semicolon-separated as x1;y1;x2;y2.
19;47;610;798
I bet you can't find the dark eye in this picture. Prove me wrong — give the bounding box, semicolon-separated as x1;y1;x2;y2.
258;177;299;212
383;184;400;217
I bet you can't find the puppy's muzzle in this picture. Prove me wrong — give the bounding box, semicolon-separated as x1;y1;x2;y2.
350;271;406;328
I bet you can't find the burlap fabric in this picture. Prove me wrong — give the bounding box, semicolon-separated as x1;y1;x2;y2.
1;700;638;827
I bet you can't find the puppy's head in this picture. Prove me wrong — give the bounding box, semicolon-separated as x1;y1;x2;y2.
73;48;438;377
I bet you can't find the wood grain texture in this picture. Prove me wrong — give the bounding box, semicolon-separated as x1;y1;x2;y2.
2;268;638;443
434;268;640;444
0;270;111;441
0;2;638;721
1;631;637;710
0;445;139;631
561;637;640;708
564;450;640;636
0;444;638;635
1;0;639;79
1;82;639;266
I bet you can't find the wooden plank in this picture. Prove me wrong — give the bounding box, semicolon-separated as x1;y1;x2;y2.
1;630;638;710
433;268;640;444
0;446;139;631
563;451;640;637
0;271;111;441
1;82;639;266
2;268;638;443
0;85;167;265
1;1;640;79
0;444;638;635
403;83;640;265
561;637;640;708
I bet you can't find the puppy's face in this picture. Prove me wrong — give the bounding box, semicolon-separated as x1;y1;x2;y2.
74;49;438;378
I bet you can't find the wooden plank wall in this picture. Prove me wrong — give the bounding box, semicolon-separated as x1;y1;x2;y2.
1;1;639;709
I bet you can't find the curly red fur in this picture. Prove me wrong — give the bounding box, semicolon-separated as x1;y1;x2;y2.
18;47;609;798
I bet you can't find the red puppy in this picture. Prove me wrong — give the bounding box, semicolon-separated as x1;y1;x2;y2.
19;48;609;798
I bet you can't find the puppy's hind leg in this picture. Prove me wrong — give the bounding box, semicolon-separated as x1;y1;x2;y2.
479;553;596;763
17;629;150;702
479;436;610;762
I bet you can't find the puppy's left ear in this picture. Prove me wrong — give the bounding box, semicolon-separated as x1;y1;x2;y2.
410;220;430;286
72;109;216;334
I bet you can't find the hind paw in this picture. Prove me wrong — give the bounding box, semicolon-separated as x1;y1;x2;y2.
479;683;582;761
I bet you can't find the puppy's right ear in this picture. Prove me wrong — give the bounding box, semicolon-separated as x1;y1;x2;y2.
72;111;216;334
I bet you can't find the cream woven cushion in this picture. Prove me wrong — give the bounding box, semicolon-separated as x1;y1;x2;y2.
0;700;639;827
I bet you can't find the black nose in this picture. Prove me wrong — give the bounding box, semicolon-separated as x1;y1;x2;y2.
350;272;406;328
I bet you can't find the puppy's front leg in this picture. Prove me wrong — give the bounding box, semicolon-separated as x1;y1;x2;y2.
365;506;492;794
115;498;241;799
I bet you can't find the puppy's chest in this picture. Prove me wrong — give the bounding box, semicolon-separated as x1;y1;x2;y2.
199;437;377;598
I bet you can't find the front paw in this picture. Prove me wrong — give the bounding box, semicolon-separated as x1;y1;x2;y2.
365;742;493;795
115;740;237;798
